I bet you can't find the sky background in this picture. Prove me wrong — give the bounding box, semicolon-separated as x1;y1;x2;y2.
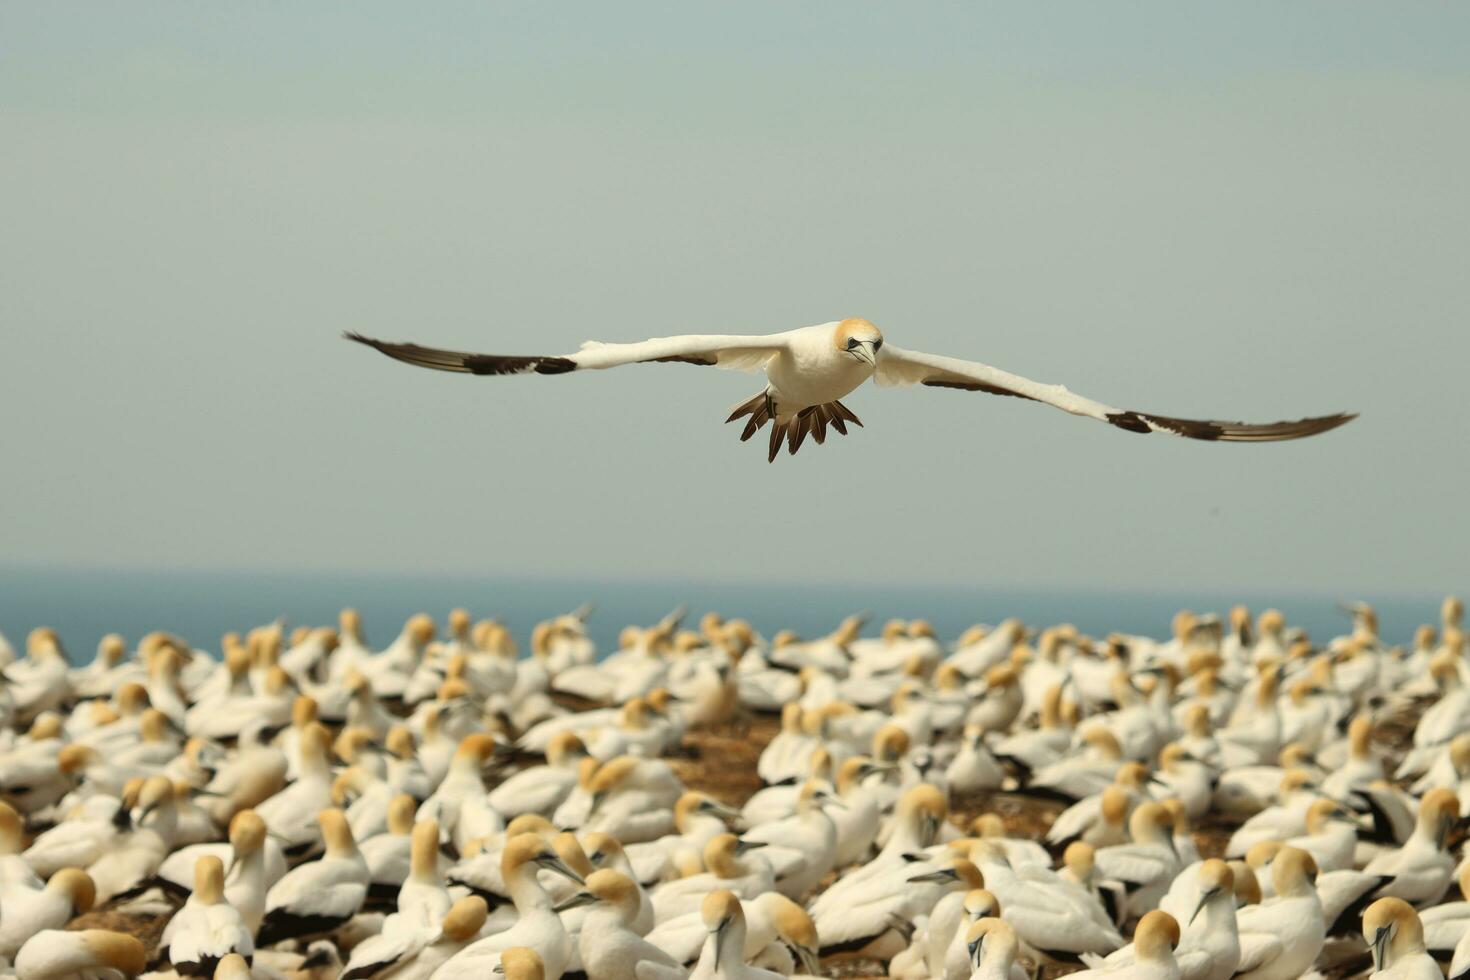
3;2;1467;602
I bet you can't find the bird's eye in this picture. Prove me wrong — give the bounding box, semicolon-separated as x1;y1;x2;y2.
872;339;883;351
846;338;859;350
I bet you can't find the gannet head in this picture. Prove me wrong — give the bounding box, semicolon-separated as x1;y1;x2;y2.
965;917;1018;970
49;867;96;914
497;947;545;980
552;867;639;919
215;954;252;980
1189;859;1234;924
194;854;226;904
833;318;884;367
1364;897;1425;973
501;832;584;885
700;889;745;964
1134;910;1182;963
1418;788;1459;849
732;897;808;975
228;810;267;867
79;931;147;976
441;896;489;942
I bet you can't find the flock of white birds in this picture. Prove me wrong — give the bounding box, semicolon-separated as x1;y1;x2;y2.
0;598;1468;980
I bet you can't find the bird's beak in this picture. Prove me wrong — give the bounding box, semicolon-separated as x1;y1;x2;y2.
793;943;820;976
819;792;848;811
1189;888;1217;925
733;838;766;855
538;855;585;885
855;343;877;366
712;915;731;962
553;890;597;914
703;799;742;822
908;868;959;884
1371;924;1390;972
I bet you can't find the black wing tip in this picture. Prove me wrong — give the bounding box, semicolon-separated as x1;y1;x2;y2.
1108;409;1359;442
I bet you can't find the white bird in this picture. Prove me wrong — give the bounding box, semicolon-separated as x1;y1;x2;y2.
1232;847;1325;980
1362;897;1440;980
0;868;96;961
554;869;686;980
1062;910;1183;980
687;890;782;980
158;809;281;936
346;319;1355;462
162;855;254;976
258;808;371;947
339;895;489;980
429;833;586;980
12;929;146;980
1086;859;1239;980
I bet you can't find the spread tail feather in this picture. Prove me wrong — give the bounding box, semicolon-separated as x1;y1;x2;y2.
726;393;862;462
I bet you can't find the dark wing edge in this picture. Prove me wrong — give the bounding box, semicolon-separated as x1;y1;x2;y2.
1103;410;1358;443
343;332;576;377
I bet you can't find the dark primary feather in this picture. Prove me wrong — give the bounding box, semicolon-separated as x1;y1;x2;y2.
1106;410;1358;442
344;332;576;376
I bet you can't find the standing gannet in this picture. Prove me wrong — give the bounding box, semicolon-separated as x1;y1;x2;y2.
346;319;1355;461
553;869;684;980
739;779;841;899
258;809;371;947
687;890;783;980
158;809;282;935
1232;847;1324;980
12;929;146;980
428;834;585;980
163;855;254;976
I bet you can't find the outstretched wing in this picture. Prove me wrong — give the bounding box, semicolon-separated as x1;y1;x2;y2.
344;330;792;377
875;344;1355;442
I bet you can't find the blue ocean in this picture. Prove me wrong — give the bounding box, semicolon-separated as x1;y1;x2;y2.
0;565;1445;665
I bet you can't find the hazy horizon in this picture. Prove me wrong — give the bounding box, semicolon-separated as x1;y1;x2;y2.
3;3;1467;597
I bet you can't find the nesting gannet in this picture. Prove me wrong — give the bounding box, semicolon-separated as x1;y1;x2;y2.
0;867;95;960
340;895;488;980
646;891;816;972
962;916;1030;980
258;809;370;947
1064;910;1182;979
649;833;774;922
738;779;841;899
12;929;146;980
346;319;1354;461
87;774;177;903
163;855;254;976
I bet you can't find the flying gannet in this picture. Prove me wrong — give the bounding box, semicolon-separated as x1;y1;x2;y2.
345;318;1354;461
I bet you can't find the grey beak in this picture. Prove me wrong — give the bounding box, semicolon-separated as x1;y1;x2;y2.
552;890;597;914
539;855;585;885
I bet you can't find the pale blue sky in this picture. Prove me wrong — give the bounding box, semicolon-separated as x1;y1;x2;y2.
2;3;1467;596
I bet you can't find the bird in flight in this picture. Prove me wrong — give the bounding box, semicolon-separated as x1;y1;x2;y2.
345;319;1355;462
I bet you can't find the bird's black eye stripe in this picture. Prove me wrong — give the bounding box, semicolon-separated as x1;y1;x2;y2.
872;339;883;350
846;338;859;349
